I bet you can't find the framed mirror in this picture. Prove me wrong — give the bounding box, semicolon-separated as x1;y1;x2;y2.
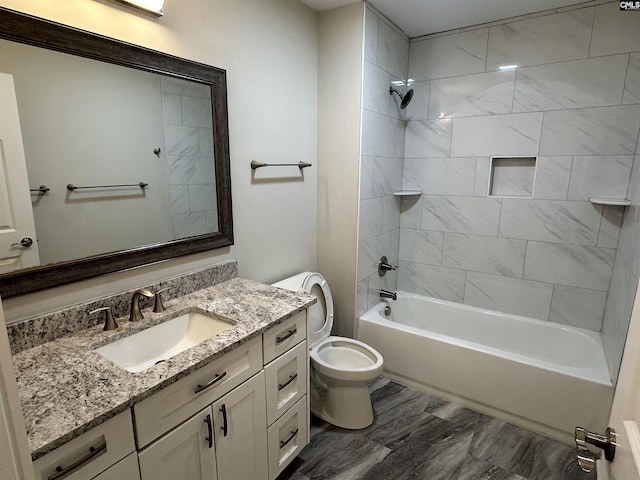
0;7;233;298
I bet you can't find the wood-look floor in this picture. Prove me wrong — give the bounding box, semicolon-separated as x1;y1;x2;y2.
278;378;595;480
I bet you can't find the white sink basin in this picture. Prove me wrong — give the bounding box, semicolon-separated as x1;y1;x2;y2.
94;311;234;372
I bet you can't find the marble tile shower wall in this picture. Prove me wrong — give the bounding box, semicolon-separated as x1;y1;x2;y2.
161;76;218;239
397;2;640;340
603;131;640;381
356;7;409;318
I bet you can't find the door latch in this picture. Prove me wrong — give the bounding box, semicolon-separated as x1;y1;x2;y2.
575;426;616;473
10;237;33;248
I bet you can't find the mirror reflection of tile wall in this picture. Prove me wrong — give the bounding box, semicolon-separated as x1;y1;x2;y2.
162;76;218;239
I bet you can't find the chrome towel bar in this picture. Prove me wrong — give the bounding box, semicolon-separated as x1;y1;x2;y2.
67;182;148;191
251;160;312;170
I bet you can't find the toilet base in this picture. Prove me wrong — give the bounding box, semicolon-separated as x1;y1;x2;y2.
310;380;375;430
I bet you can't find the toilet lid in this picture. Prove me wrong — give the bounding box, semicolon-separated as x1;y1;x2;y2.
302;273;333;347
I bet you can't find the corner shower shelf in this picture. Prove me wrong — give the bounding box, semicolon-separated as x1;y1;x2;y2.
393;190;422;196
589;198;631;207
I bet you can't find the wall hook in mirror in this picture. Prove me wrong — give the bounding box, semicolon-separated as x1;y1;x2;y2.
153;147;161;157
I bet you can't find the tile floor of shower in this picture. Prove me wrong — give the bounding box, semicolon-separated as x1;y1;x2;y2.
278;378;594;480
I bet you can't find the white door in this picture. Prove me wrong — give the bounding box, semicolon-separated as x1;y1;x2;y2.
0;296;35;480
213;371;268;480
597;284;640;480
138;406;217;480
0;72;40;273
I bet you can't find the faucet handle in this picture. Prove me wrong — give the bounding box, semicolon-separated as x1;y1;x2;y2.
89;306;119;331
378;256;399;277
153;287;170;313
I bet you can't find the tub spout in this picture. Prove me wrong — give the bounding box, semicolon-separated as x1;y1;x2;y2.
380;289;397;301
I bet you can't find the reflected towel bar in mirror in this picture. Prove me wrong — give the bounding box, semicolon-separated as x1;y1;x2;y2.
67;182;148;191
30;185;50;194
250;160;312;170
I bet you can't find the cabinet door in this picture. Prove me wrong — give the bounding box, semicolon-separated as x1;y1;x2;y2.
213;372;268;480
138;407;216;480
92;453;140;480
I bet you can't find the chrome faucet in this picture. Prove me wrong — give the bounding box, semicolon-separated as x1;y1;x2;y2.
379;289;397;301
130;288;155;322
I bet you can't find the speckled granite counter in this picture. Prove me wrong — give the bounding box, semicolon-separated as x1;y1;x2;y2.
12;277;315;460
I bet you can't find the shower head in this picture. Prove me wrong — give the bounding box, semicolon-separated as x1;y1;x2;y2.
389;86;414;109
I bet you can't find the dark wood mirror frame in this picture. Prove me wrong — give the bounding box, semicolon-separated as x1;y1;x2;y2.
0;7;233;298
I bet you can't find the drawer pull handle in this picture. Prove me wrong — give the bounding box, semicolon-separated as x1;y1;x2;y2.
278;373;298;390
280;429;299;449
48;442;107;480
194;371;227;394
204;414;213;449
220;404;228;437
276;328;297;344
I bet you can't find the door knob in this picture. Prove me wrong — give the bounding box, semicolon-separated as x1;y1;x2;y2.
575;426;616;473
11;237;33;248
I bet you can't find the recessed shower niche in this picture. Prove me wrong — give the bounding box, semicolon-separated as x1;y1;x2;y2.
488;156;537;198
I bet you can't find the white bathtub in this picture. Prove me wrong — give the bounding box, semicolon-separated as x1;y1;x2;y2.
358;291;614;443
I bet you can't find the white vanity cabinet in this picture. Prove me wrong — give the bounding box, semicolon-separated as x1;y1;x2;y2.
263;312;309;479
133;336;264;449
138;372;268;480
32;410;137;480
136;310;309;480
31;311;309;480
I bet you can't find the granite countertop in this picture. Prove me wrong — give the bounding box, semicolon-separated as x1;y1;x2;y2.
12;277;315;460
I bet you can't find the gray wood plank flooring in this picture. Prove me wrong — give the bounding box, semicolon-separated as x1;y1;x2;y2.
278;378;596;480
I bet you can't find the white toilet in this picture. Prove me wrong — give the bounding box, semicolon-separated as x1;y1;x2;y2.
272;272;384;429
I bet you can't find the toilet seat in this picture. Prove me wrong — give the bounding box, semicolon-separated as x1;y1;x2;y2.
272;272;333;348
300;273;333;348
310;336;384;382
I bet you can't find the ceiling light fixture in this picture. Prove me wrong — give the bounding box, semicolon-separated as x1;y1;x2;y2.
114;0;165;16
498;65;518;71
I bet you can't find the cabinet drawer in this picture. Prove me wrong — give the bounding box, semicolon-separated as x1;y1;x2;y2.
134;336;262;448
263;311;306;364
92;453;140;480
265;340;307;426
33;410;135;480
267;397;308;480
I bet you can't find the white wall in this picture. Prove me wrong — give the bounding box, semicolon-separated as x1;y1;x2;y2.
317;3;364;337
0;0;318;322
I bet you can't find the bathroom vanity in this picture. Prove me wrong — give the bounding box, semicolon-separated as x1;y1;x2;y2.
8;271;313;480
